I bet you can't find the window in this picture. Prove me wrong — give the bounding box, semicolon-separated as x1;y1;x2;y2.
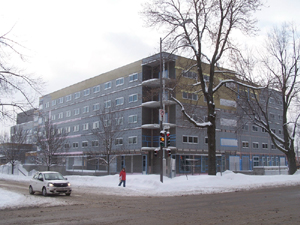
104;120;111;127
74;108;80;115
73;142;79;148
253;156;259;167
64;143;70;148
83;123;89;131
82;141;88;148
83;88;90;96
252;142;259;149
252;125;258;132
65;126;71;133
57;127;63;134
93;85;100;93
242;141;249;148
128;115;137;123
58;97;64;104
74;92;80;99
242;124;248;131
182;91;198;101
92;140;99;147
74;125;79;132
93;121;99;129
271;129;276;134
183;71;197;79
104;100;111;108
83;106;89;113
58;112;63;119
269;113;275;120
115;138;123;145
45;102;50;108
52;100;56;106
129;73;138;82
205;137;208;144
128;136;137;144
93;103;100;111
271;144;276;150
262;128;267;133
116;77;124;86
262;143;268;149
115;97;124;106
66;95;72;102
66;110;71;117
129;94;138;103
116;117;123;125
104;81;111;90
182;135;198;144
51;115;56;121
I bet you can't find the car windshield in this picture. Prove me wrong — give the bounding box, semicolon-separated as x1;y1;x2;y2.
44;173;64;180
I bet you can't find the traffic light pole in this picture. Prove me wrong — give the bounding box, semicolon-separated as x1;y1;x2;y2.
160;38;163;183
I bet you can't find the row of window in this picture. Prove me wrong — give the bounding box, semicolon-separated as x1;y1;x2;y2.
55;115;137;133
183;135;277;150
243;124;282;134
242;141;275;149
69;136;137;148
43;73;138;109
50;94;138;120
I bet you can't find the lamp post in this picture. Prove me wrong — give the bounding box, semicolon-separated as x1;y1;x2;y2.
159;19;192;183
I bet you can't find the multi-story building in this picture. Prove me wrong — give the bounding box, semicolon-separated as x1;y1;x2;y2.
12;53;287;175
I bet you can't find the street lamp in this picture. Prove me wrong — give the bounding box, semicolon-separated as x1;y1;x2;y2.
159;19;192;183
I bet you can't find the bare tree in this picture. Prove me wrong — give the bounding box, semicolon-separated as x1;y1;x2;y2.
35;119;69;171
0;27;42;122
231;23;300;174
142;0;262;175
87;106;124;175
0;127;29;173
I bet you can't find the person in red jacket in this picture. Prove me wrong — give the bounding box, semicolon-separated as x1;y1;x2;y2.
118;168;126;187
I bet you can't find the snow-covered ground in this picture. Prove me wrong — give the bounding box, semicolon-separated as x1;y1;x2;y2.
1;171;300;209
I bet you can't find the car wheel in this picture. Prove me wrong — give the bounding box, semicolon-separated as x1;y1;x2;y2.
29;185;35;195
42;187;47;196
66;193;71;196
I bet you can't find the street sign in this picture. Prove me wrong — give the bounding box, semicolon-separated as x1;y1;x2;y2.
159;109;164;121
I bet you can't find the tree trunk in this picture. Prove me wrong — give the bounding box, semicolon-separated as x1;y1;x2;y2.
207;104;217;175
286;150;297;175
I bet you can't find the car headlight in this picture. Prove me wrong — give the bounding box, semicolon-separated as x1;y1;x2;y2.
68;182;71;187
48;183;54;187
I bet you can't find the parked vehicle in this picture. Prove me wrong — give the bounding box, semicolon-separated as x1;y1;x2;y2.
29;171;72;196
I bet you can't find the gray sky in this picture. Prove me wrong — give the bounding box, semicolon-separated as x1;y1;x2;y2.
1;0;300;132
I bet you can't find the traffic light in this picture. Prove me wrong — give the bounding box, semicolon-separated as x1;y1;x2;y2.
166;132;171;146
167;149;171;157
160;131;165;147
154;149;158;156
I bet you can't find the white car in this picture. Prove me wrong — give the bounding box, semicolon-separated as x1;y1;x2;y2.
29;171;72;196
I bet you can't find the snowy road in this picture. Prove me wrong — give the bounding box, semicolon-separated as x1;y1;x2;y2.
0;178;300;224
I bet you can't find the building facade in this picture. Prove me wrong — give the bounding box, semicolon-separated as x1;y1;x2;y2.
12;53;287;175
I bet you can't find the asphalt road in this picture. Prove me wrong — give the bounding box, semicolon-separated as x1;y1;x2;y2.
0;179;299;225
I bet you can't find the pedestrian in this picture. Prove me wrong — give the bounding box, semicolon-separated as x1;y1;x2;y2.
118;168;126;187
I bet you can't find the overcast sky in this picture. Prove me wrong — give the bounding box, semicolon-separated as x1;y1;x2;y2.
1;0;300;132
